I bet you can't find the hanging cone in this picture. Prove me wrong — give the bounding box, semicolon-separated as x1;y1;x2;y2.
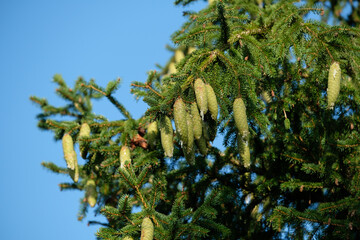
69;163;79;183
183;111;195;163
202;118;217;142
261;91;272;103
168;62;177;75
62;133;77;170
188;47;196;54
120;146;131;168
173;98;188;146
233;98;249;139
194;78;208;118
85;179;97;208
191;102;202;140
327;61;341;109
284;118;290;130
174;49;185;63
238;136;251;168
205;83;218;120
186;112;194;153
147;121;158;148
78;123;90;159
184;145;195;165
160;116;174;158
196;135;208;156
141;217;154;240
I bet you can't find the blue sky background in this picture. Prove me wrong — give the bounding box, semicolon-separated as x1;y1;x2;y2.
0;1;206;239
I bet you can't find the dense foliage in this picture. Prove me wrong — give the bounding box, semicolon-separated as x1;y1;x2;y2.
32;0;360;239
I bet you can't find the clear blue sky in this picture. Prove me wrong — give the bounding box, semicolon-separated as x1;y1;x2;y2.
0;1;206;239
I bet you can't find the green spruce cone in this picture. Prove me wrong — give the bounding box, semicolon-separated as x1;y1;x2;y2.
173;98;188;146
238;136;251;168
69;163;79;183
100;183;110;195
233;98;249;139
85;179;97;208
79;122;90;137
327;61;341;109
202;117;217;142
284;118;290;130
191;102;202;140
123;237;134;240
120;146;131;168
262;197;272;216
62;133;77;170
251;204;260;221
261;91;272;103
79;122;90;159
168;62;177;75
202;121;210;141
205;83;218;120
188;47;196;54
196;135;208;156
147;121;158;148
186;112;194;153
141;217;154;240
175;49;185;63
160;116;174;158
184;144;195;165
194;78;208;118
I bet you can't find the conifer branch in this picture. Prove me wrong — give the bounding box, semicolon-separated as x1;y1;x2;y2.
331;143;360;148
215;51;238;75
130;83;164;99
174;26;220;44
118;169;136;189
82;83;107;96
82;83;132;119
33;1;360;238
304;25;334;61
56;88;77;102
274;208;346;227
41;162;68;174
135;186;148;209
319;202;348;212
78;136;101;142
89;147;118;156
280;153;306;163
319;27;358;36
136;166;151;188
100;209;135;226
100;157;118;168
45;120;66;130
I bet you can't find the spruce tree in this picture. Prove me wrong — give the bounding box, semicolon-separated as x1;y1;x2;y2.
31;0;360;239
